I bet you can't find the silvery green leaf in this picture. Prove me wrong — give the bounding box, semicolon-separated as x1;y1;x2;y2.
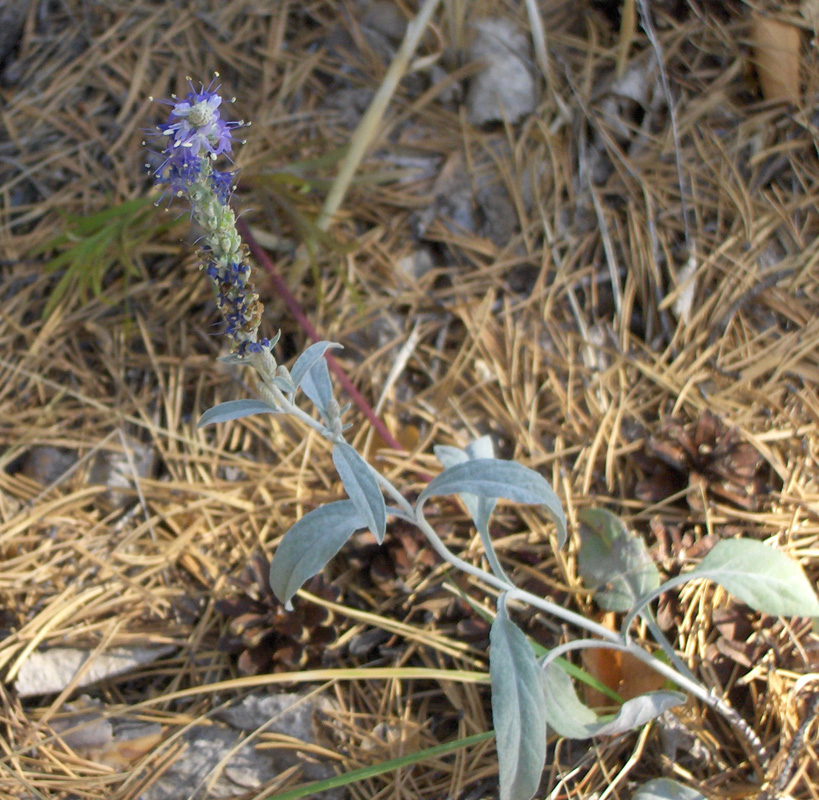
332;441;386;543
418;459;567;548
577;508;660;612
301;358;335;417
490;594;547;800
270;500;366;607
593;691;685;736
541;661;599;739
541;661;684;739
633;779;706;800
272;372;296;395
197;399;280;429
433;444;469;470
541;660;599;739
434;439;503;577
290;341;342;388
465;434;495;460
685;538;819;617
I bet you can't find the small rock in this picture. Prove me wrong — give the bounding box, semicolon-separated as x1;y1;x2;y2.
142;693;343;800
465;18;536;126
49;697;163;769
14;645;176;697
361;0;407;42
89;435;155;507
476;176;518;247
216;692;335;742
428;63;463;106
22;446;78;486
413;153;476;237
396;249;435;282
51;697;113;750
139;725;279;800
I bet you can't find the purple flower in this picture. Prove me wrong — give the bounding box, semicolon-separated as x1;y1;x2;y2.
153;146;202;197
149;78;262;352
161;77;242;160
150;76;244;206
210;169;237;204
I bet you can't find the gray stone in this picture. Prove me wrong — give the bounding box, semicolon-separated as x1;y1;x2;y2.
88;434;155;507
466;19;536;126
13;645;176;697
215;692;335;741
141;694;343;800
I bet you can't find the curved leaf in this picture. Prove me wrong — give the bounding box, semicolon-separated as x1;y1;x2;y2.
197;399;280;428
633;779;707;800
332;441;386;543
300;358;335;417
577;509;660;612
434;437;506;580
686;538;819;617
290;341;342;388
464;435;495;460
490;595;547;800
270;500;366;607
594;691;684;736
419;459;567;548
542;660;684;740
541;661;599;739
434;439;497;531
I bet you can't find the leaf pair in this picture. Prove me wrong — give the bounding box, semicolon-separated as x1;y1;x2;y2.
490;601;685;800
197;341;342;428
577;508;819;626
271;443;567;614
433;436;566;582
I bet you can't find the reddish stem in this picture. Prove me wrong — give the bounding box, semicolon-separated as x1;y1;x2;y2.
235;217;404;453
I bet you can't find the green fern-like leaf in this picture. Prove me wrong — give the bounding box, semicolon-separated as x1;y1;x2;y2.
33;197;179;318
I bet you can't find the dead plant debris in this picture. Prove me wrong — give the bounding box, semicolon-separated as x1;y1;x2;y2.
1;1;819;798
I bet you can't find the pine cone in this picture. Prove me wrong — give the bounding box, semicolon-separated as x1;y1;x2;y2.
215;554;341;675
634;410;766;511
348;521;438;596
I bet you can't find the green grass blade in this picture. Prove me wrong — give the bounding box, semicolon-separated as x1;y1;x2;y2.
263;731;495;800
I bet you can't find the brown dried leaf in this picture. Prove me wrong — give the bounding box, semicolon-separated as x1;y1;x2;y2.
751;13;802;104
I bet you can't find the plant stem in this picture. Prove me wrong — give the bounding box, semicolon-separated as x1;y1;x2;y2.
412;507;769;766
639;608;699;685
236;216;404;452
412;512;617;642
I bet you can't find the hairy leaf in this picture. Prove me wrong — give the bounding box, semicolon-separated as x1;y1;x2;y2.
686;538;819;617
541;661;599;739
577;509;660;612
541;661;684;739
594;691;685;736
434;438;497;530
434;437;507;579
490;595;547;800
197;399;281;428
270;501;366;607
333;441;386;543
419;459;567;548
290;341;342;388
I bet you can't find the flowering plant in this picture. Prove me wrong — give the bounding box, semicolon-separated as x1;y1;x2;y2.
148;78;819;800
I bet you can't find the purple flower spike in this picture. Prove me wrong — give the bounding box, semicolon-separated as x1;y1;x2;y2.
150;75;245;207
149;76;262;352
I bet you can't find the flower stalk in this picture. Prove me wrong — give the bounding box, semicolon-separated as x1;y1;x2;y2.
148;75;268;358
